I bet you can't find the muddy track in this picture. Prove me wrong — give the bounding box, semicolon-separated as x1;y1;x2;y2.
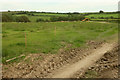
48;42;117;78
2;41;118;78
81;45;119;78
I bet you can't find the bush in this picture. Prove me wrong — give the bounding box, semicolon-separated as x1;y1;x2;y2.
105;17;109;19
27;13;34;16
16;11;28;14
99;17;104;19
2;13;30;22
91;17;95;19
2;14;13;22
45;19;50;22
16;16;30;22
110;16;114;19
36;18;45;22
50;15;85;22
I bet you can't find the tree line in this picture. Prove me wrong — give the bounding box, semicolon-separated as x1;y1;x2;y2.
36;15;85;22
2;13;86;22
90;16;119;19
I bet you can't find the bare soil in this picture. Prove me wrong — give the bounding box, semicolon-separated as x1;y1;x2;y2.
81;45;119;78
2;40;118;78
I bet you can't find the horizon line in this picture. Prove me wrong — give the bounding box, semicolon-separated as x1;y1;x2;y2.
0;10;118;13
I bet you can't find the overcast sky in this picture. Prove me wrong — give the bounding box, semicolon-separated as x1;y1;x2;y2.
0;0;119;12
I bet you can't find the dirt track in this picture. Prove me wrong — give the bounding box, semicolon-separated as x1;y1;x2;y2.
48;43;117;78
2;41;118;78
82;44;119;78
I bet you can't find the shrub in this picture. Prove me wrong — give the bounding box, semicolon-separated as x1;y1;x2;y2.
110;16;114;19
45;19;50;22
105;17;109;19
99;17;104;19
16;16;30;22
36;18;45;22
2;14;13;22
16;11;28;14
50;15;85;22
27;13;34;16
91;17;95;19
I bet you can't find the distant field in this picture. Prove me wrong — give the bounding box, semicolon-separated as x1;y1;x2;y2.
9;12;119;22
32;13;68;17
86;13;118;18
2;21;118;63
29;16;51;22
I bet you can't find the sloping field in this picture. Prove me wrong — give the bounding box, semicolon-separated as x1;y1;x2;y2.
2;21;118;63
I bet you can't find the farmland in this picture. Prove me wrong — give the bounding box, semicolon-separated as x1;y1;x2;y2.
2;21;118;63
85;13;118;18
2;11;119;78
3;11;119;22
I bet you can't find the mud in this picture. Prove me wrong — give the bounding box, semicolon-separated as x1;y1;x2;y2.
81;45;119;78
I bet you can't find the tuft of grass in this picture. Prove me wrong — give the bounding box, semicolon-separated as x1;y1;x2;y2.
84;70;98;78
16;43;25;46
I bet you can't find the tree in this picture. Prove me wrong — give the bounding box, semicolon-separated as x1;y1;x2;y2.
73;12;80;14
8;10;10;12
99;10;104;13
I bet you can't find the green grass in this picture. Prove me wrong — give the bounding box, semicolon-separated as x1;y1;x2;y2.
28;16;51;22
90;19;119;23
84;70;98;78
86;13;118;18
2;21;118;63
85;13;119;22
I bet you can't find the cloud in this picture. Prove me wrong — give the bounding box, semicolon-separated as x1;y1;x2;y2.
0;0;119;12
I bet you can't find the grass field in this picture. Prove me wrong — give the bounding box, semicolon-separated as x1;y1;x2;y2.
9;12;119;22
86;13;118;18
32;13;68;17
2;21;118;63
